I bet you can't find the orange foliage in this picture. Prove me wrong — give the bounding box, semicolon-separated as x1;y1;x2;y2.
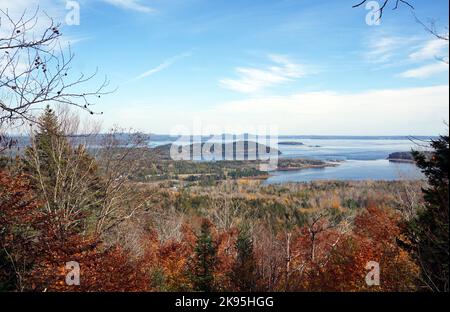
310;206;419;291
30;237;150;292
2;170;420;292
1;170;149;291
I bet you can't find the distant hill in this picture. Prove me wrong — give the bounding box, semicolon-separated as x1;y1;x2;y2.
387;151;415;161
387;151;431;162
152;140;280;161
278;141;304;146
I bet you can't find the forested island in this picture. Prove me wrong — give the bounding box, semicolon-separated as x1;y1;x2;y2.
278;141;304;145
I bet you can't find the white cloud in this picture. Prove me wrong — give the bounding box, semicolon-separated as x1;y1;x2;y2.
399;62;449;78
104;85;449;136
0;0;156;22
409;39;449;61
365;36;449;78
365;35;448;63
0;1;88;76
0;0;65;36
0;0;89;47
134;52;191;80
205;85;449;135
365;36;416;64
219;54;307;93
0;0;42;12
57;36;91;50
102;0;155;13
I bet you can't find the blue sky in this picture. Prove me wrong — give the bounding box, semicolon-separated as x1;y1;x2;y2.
2;0;449;135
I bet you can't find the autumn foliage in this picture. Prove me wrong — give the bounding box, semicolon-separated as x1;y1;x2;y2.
1;170;149;291
0;167;425;292
0;107;438;292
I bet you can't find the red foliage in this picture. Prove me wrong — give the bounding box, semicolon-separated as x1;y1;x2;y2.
1;170;149;291
1;171;40;290
310;206;419;291
2;170;420;292
31;239;150;292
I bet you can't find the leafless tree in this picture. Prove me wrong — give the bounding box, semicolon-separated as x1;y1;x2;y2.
0;8;110;128
24;108;149;240
353;0;414;21
393;176;425;221
353;0;448;65
0;131;16;153
415;14;449;42
208;196;242;231
24;108;102;236
414;14;449;64
284;208;351;290
144;202;185;243
93;126;150;236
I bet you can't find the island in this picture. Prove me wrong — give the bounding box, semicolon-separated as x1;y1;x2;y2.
153;140;280;160
387;151;416;163
278;141;304;146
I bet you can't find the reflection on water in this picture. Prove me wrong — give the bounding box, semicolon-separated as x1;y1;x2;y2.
264;160;424;184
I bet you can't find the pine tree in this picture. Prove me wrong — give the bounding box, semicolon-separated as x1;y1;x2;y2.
232;225;256;291
410;134;449;291
23;106;68;194
22;106;102;237
191;219;218;292
36;105;63;138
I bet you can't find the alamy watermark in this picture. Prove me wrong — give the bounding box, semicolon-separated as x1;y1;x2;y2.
169;121;279;171
365;261;380;286
65;261;80;286
365;1;381;26
62;258;380;287
65;1;80;26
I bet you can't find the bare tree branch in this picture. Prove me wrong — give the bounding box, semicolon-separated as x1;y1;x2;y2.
0;9;112;128
414;13;449;64
353;0;414;21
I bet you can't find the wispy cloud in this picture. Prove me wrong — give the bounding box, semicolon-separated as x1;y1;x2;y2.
134;52;191;80
0;0;66;37
365;35;449;78
399;62;449;78
219;54;307;93
365;36;417;64
102;0;156;13
57;36;92;51
366;36;448;65
409;39;449;62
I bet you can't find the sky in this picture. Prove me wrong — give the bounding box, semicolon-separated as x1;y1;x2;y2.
1;0;449;135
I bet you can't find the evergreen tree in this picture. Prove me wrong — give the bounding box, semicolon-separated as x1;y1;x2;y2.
23;106;68;193
36;105;63;137
191;219;218;292
22;106;102;236
410;134;449;291
232;225;256;291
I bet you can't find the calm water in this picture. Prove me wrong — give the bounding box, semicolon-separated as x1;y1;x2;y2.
275;138;421;160
149;137;429;183
269;138;426;183
264;159;424;184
